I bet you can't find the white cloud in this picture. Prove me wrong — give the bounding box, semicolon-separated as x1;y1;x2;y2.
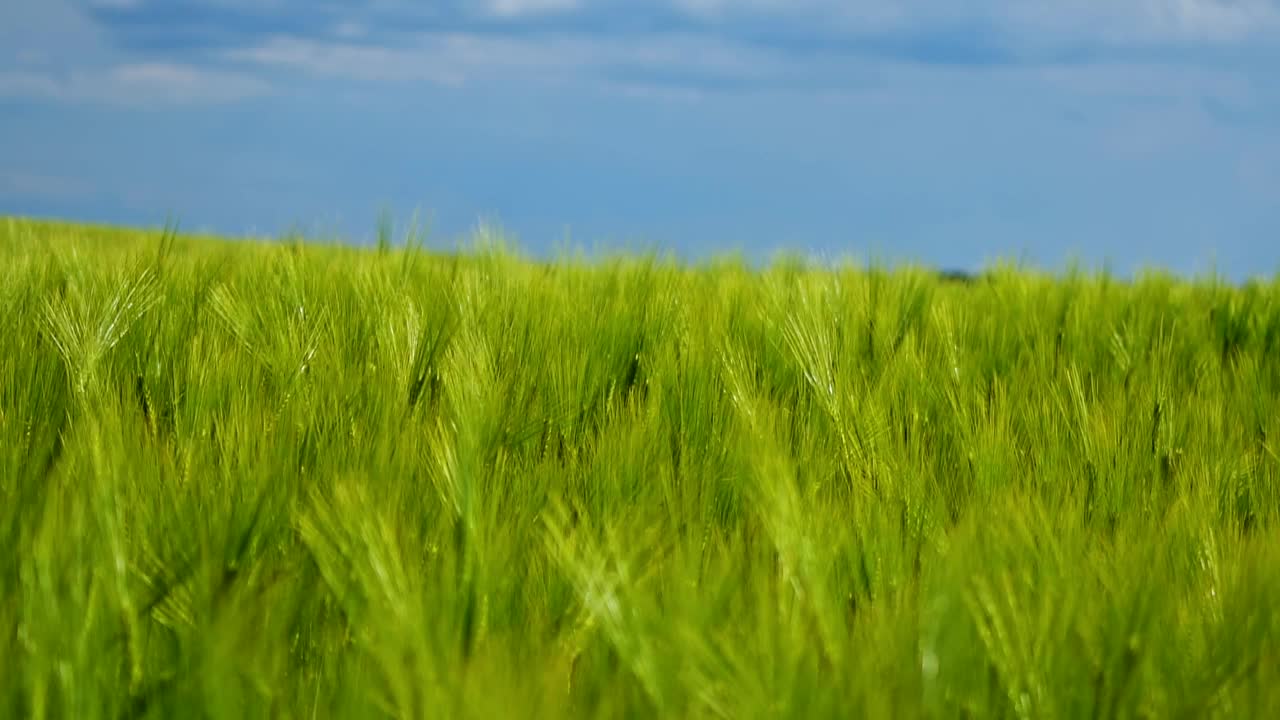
1001;0;1280;45
0;64;271;105
79;0;1274;48
224;31;777;89
220;22;1273;109
484;0;581;18
4;0;1272;108
668;0;1280;45
226;37;472;85
1137;0;1278;40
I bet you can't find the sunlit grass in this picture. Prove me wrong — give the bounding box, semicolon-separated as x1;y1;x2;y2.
2;216;1278;718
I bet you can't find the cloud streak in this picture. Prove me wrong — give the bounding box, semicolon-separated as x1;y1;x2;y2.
80;0;1280;50
0;0;1272;108
0;63;271;105
221;30;793;93
37;0;1269;104
72;1;1280;63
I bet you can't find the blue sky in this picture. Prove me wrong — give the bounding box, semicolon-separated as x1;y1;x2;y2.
1;1;1278;277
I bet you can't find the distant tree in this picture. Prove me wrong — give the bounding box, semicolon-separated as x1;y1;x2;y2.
937;268;978;284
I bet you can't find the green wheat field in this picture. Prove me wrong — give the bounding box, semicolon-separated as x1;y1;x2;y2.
2;216;1279;719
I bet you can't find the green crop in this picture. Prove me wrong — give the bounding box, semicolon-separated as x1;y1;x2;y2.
1;216;1278;718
